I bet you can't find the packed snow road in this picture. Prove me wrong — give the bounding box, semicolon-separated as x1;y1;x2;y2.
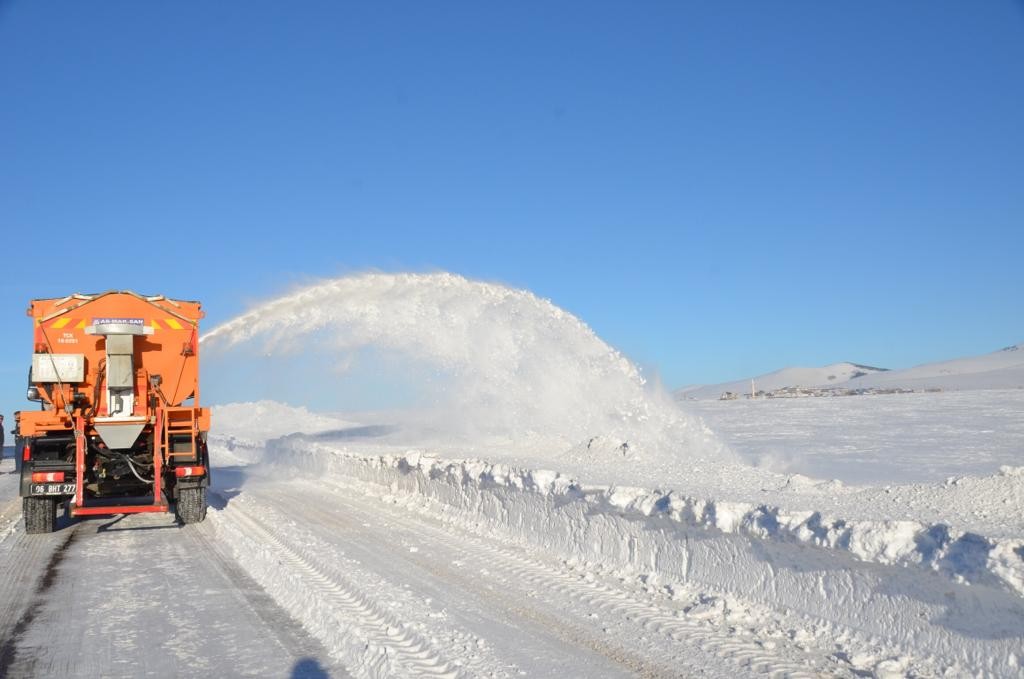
0;456;848;678
0;460;344;678
210;468;846;678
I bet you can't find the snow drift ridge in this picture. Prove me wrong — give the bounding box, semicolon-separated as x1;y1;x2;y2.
213;434;1024;676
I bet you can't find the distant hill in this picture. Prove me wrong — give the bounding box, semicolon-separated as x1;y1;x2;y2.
676;344;1024;400
840;343;1024;392
676;362;888;400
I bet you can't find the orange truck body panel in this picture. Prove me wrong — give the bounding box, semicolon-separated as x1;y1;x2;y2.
17;291;211;527
18;292;210;438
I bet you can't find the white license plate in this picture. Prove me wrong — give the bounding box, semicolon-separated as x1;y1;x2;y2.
31;483;76;496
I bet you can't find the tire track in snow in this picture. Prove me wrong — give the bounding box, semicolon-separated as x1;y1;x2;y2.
0;524;80;676
241;479;848;678
0;503;71;649
183;521;351;676
210;492;479;678
319;489;841;679
251;490;656;677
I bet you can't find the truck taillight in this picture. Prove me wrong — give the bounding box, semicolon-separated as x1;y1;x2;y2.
22;446;31;461
31;471;65;483
175;466;206;478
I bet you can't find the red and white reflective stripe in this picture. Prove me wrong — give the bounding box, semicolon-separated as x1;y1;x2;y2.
31;471;65;483
22;446;31;461
175;466;206;478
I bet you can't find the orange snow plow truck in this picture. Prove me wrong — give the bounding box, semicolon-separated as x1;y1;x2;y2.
16;291;211;533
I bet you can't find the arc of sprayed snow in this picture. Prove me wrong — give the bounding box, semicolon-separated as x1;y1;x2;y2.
200;275;377;345
197;271;646;390
201;272;581;346
201;285;318;344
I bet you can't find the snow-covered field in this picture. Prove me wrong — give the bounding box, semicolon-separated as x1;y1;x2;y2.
687;389;1024;484
1;273;1021;677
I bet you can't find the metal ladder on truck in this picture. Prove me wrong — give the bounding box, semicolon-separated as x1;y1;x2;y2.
163;406;199;462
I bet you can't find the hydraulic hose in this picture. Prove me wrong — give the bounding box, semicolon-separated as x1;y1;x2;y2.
123;455;154;485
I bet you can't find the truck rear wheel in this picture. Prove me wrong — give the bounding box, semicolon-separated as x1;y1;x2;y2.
176;487;207;524
24;497;57;534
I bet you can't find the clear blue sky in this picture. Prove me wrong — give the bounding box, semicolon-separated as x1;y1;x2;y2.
1;1;1022;420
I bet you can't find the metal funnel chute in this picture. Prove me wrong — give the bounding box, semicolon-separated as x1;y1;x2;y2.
85;317;154;449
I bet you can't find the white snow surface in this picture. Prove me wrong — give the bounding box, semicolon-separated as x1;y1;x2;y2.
688;389;1024;484
196;273;1024;676
207;424;1024;677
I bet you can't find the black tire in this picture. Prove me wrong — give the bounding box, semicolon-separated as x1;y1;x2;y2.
24;497;57;534
176;486;207;524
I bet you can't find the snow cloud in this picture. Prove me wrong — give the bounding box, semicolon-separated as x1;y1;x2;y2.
200;272;726;462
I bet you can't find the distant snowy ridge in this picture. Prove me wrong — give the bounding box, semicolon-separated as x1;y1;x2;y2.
677;362;888;400
678;343;1024;399
842;342;1024;392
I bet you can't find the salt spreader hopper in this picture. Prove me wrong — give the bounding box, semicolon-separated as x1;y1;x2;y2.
16;291;211;533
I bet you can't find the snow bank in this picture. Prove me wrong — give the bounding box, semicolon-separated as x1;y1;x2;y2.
226;437;1024;676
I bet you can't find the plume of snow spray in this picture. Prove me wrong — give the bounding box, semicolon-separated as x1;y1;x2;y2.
201;272;725;462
